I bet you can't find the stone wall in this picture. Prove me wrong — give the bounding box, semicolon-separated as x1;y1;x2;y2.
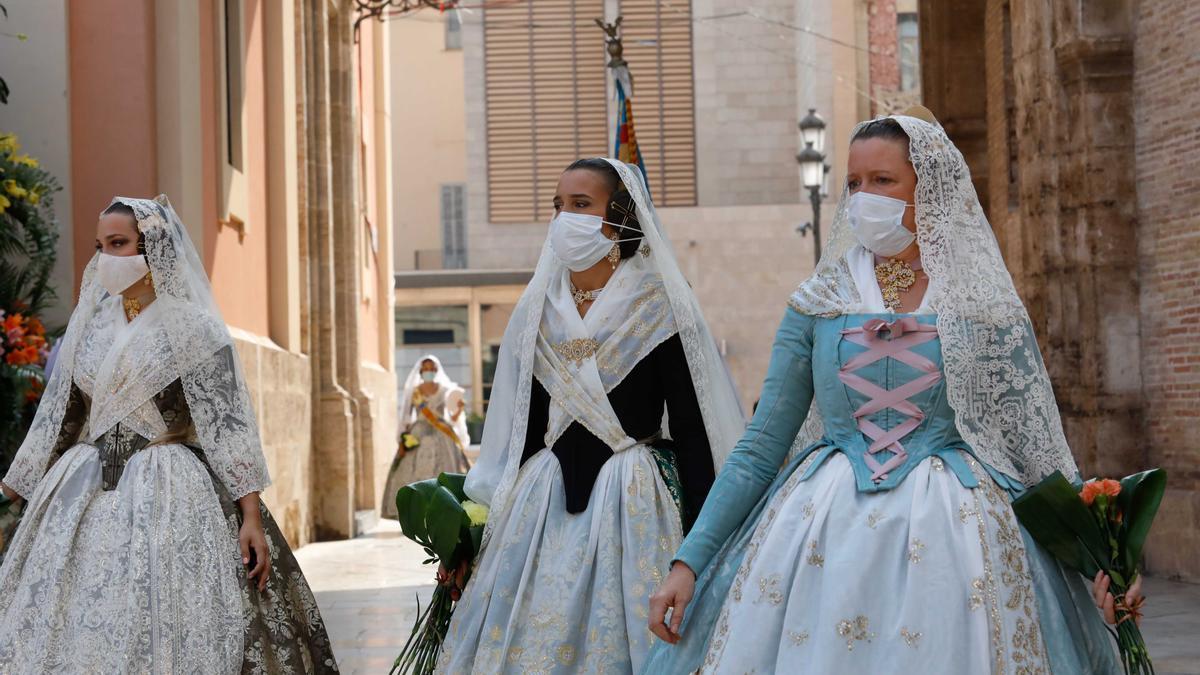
660;203;817;409
691;0;800;208
1132;0;1200;579
361;363;401;516
921;0;1199;581
234;332;314;546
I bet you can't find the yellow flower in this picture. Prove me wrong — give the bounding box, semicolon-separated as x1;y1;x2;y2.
13;154;38;168
27;190;40;205
0;193;9;213
0;134;17;155
462;500;489;527
3;179;27;199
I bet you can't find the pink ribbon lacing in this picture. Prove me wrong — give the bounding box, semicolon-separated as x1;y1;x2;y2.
838;317;941;483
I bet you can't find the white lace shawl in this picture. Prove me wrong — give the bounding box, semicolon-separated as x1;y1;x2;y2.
4;195;271;499
534;250;677;452
788;115;1079;485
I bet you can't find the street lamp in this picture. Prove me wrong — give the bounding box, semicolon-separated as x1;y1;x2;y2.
796;108;828;267
798;107;827;153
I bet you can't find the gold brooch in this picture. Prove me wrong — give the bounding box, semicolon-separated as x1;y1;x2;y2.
874;258;917;312
553;338;599;366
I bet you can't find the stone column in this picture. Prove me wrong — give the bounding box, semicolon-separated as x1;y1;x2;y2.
301;0;357;540
919;0;1143;482
916;0;990;209
1010;0;1142;479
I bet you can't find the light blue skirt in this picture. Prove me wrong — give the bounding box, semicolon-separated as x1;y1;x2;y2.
643;450;1120;674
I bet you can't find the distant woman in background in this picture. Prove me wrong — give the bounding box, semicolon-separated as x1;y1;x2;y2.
381;355;471;518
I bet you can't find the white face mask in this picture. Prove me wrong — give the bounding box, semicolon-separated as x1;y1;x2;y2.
96;253;151;296
846;191;917;257
548;211;641;272
420;370;437;383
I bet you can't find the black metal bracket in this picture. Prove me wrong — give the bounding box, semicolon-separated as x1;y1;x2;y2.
353;0;457;42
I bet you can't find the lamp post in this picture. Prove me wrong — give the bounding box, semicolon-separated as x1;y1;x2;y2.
796;108;828;268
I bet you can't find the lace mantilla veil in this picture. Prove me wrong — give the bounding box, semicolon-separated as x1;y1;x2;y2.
465;159;746;548
788;114;1078;486
4;195;271;499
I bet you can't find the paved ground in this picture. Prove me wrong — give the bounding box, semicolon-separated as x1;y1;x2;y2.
296;522;1200;674
295;521;435;675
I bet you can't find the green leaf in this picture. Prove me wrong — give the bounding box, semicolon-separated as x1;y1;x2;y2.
1116;468;1166;573
437;472;468;502
1013;481;1093;574
1012;471;1109;575
395;478;442;543
424;486;466;563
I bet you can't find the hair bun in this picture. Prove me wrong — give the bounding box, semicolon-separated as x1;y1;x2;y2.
899;104;939;126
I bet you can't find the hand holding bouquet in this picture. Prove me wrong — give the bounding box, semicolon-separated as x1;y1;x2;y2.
393;432;421;470
1012;469;1166;675
390;472;487;675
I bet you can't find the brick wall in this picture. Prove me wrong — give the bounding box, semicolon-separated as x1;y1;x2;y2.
1133;0;1200;580
867;0;899;114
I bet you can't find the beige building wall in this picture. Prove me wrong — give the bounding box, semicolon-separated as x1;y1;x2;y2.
0;1;75;327
388;14;467;272
690;0;864;208
662;203;819;409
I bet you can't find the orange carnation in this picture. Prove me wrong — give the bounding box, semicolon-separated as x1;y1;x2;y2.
1080;478;1121;506
3;313;24;334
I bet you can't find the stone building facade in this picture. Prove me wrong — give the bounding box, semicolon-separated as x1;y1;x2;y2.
0;0;398;546
919;0;1200;581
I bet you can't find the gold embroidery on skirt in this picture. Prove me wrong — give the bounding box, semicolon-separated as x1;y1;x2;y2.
836;615;876;651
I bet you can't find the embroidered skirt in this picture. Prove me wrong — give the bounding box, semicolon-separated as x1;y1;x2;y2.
0;442;339;674
696;452;1050;674
439;445;682;674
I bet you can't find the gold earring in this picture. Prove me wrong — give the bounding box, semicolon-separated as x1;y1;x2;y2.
607;235;621;270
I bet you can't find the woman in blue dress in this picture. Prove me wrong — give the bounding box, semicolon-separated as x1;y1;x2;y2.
644;107;1138;674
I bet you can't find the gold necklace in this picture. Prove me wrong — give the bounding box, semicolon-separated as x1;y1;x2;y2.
874;257;921;312
570;282;603;307
123;296;144;320
122;272;156;320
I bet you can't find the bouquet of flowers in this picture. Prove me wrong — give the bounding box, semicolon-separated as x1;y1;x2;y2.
393;431;421;470
401;431;421;453
391;472;487;675
1012;469;1166;675
0;131;60;554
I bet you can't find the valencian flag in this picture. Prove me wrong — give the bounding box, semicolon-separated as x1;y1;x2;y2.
611;64;650;194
